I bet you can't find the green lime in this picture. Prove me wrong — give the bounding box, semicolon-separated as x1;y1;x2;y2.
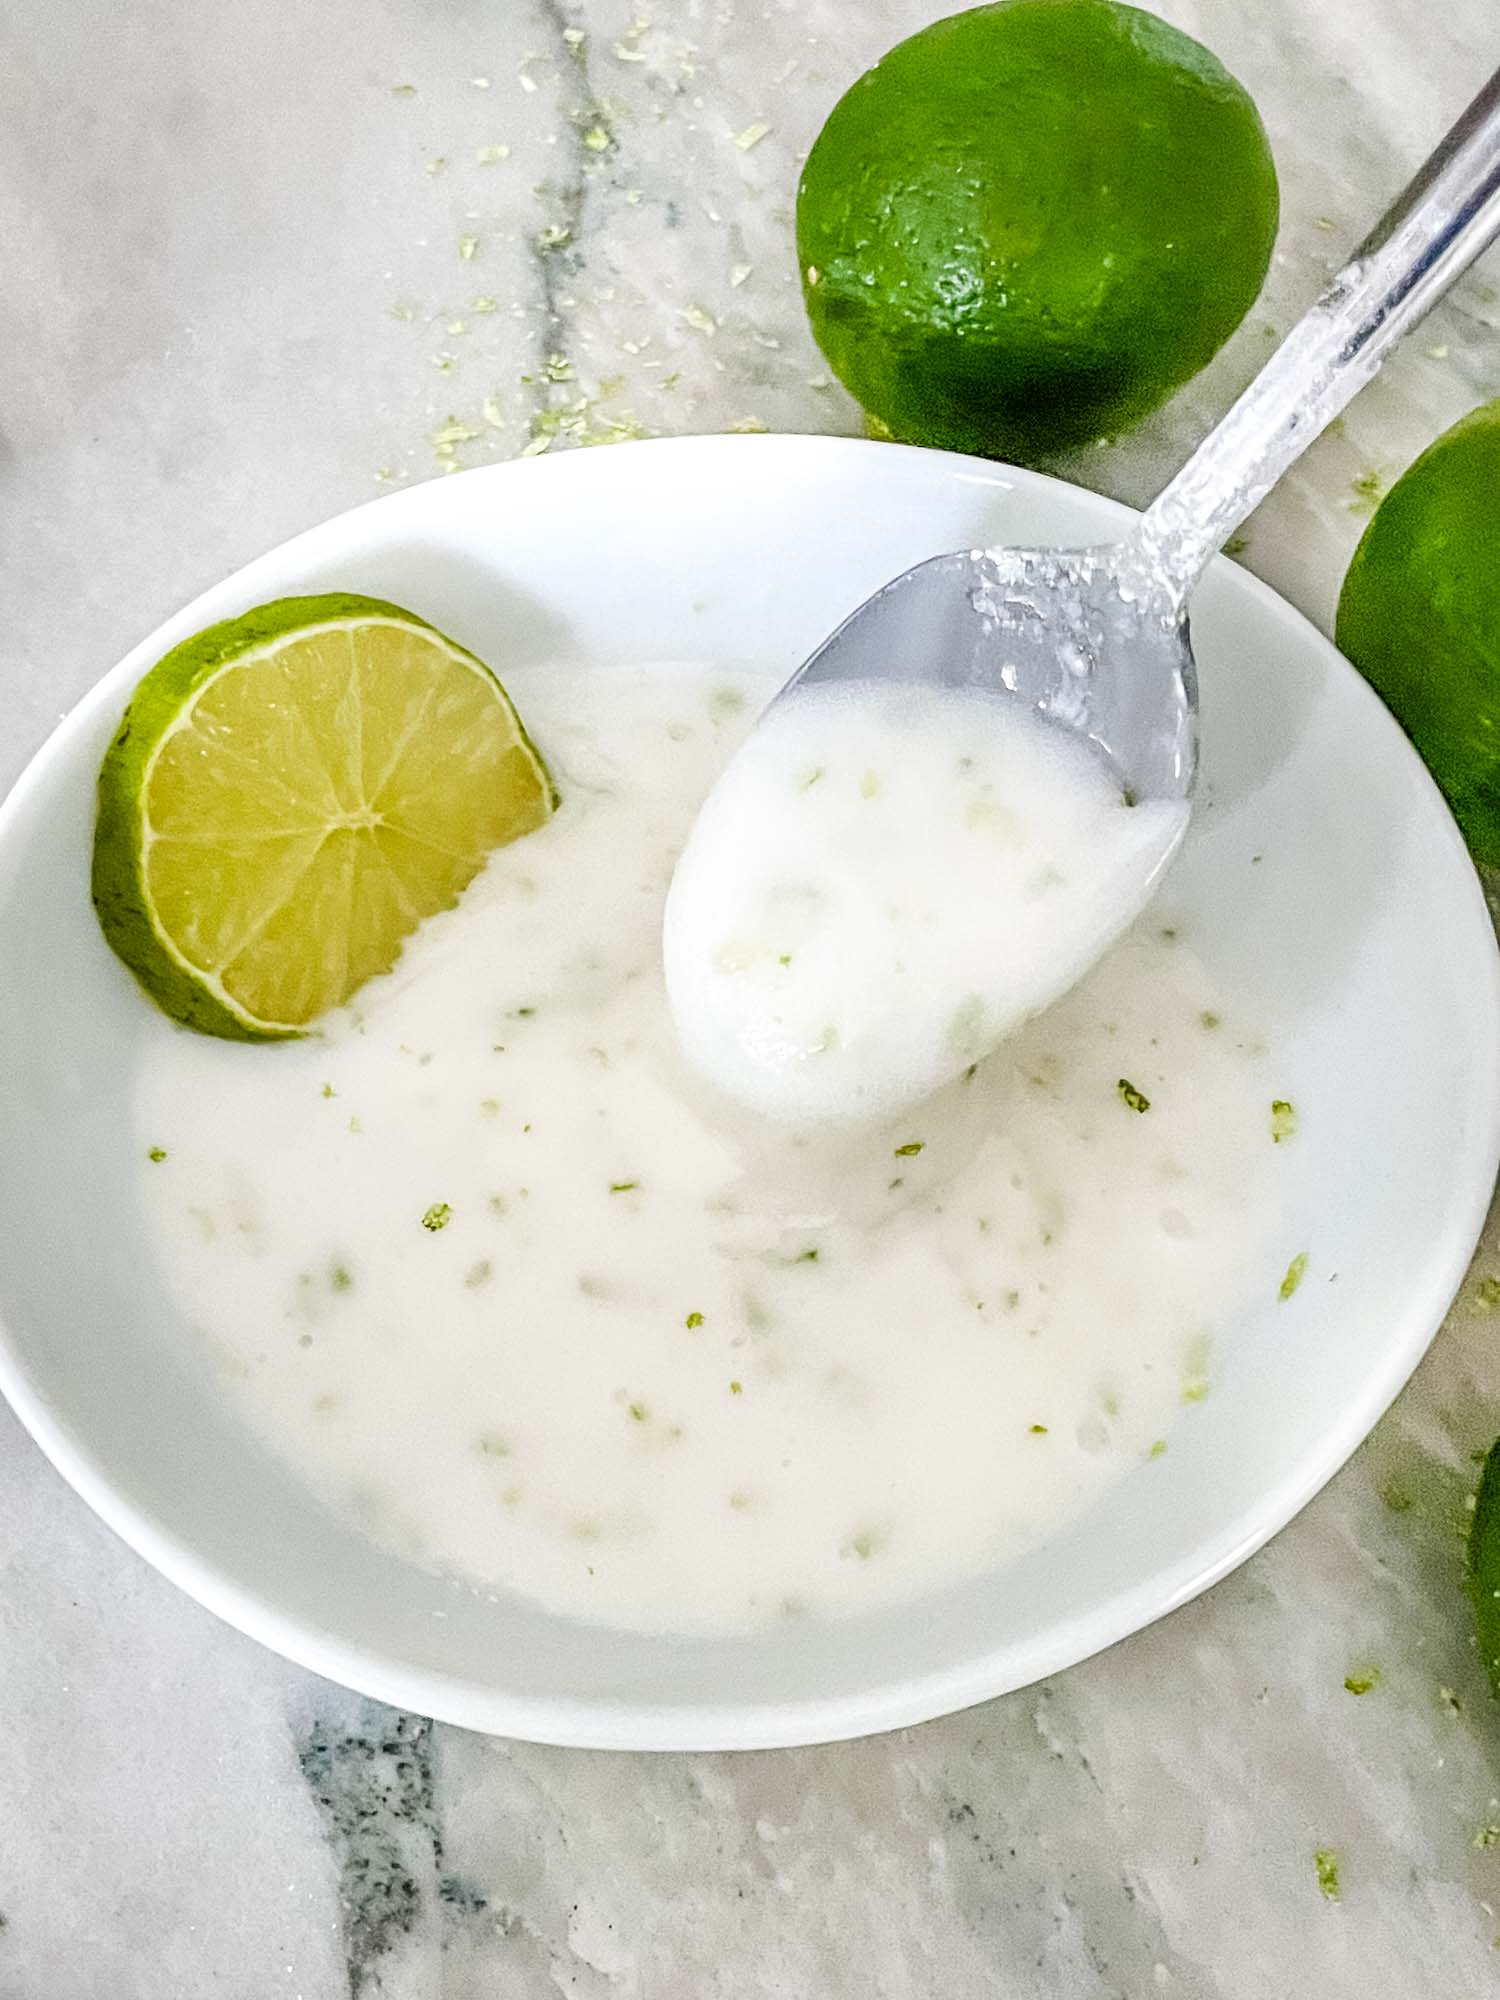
1336;401;1500;869
1468;1435;1500;1697
796;0;1279;462
92;593;557;1039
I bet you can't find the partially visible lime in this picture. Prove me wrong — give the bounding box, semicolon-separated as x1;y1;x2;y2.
1468;1435;1500;1697
1336;401;1500;870
796;0;1279;462
92;593;557;1038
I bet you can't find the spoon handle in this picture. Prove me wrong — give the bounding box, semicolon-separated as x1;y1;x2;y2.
1132;64;1500;608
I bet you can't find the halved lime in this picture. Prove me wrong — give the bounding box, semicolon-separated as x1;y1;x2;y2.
92;592;557;1038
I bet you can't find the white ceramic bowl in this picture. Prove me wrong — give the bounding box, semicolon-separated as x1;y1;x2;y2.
1;436;1496;1750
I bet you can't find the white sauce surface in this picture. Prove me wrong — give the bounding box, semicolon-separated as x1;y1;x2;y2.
664;679;1188;1121
137;665;1281;1636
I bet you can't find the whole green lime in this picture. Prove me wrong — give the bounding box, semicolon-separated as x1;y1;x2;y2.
796;0;1279;461
1336;401;1500;869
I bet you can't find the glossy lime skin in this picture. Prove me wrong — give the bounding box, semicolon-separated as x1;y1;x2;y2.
796;0;1279;462
1337;401;1500;870
1469;1436;1500;1698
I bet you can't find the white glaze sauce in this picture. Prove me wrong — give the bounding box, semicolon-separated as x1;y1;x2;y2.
665;678;1187;1120
137;665;1280;1635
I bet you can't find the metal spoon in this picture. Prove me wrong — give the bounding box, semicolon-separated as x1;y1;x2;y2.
773;63;1500;817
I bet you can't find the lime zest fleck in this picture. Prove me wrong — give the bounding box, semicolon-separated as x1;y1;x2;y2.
1117;1078;1151;1114
684;1311;704;1329
1028;1423;1048;1436
1270;1098;1297;1143
893;1141;924;1158
1181;1332;1211;1403
729;1379;743;1395
1477;1276;1500;1307
627;1401;649;1422
1343;1668;1380;1696
1314;1850;1340;1900
609;1180;639;1194
422;1202;453;1232
330;1265;353;1293
148;1146;167;1163
1279;1251;1308;1301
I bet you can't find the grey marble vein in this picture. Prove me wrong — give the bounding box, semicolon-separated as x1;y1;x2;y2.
2;0;1500;1994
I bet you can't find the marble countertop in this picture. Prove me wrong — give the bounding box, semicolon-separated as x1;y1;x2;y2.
3;1;1500;1992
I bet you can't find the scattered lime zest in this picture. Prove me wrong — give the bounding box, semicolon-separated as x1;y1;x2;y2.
1199;1011;1221;1029
1343;1668;1380;1696
1028;1423;1048;1436
1117;1078;1151;1114
148;1146;167;1163
1279;1252;1308;1301
894;1141;924;1158
330;1265;353;1293
609;1180;639;1194
1314;1850;1340;1900
729;1379;743;1395
684;1311;704;1329
1270;1098;1297;1143
422;1202;453;1232
1477;1276;1500;1307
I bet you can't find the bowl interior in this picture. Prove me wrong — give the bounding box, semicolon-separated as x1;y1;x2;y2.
0;435;1495;1749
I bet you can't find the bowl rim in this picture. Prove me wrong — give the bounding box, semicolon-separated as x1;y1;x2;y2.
2;431;1497;1751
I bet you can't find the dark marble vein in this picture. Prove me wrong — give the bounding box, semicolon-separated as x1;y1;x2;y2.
297;1702;441;1999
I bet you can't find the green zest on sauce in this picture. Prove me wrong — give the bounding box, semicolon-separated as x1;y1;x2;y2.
422;1202;453;1232
1314;1850;1340;1900
1117;1078;1150;1113
1270;1098;1296;1143
1279;1251;1308;1301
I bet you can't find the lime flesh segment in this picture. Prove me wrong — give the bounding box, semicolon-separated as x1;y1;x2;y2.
92;593;557;1038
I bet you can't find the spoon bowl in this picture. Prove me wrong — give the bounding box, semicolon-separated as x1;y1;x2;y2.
785;541;1197;807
